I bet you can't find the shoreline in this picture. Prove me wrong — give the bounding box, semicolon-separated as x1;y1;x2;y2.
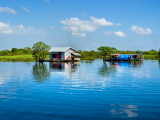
0;55;159;62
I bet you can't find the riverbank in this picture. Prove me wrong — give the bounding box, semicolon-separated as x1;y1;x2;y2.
0;55;159;61
0;55;49;62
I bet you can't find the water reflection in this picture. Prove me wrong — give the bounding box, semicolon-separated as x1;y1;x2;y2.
99;61;143;77
158;60;160;69
49;62;80;75
32;62;50;83
80;60;94;64
98;61;116;77
110;104;138;118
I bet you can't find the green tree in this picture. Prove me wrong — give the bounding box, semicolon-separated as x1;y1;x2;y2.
0;49;12;56
32;41;50;61
97;46;117;56
11;48;18;53
148;49;158;55
135;50;142;54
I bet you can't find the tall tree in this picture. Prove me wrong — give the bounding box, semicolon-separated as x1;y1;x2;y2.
32;41;50;61
97;46;117;56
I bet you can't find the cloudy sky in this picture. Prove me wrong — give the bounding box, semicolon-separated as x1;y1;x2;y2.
0;0;160;51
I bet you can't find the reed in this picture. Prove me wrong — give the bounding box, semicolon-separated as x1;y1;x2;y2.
0;55;49;62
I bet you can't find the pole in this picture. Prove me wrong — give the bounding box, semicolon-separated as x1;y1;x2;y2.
68;34;71;47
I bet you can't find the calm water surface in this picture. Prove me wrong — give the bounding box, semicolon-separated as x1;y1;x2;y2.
0;60;160;120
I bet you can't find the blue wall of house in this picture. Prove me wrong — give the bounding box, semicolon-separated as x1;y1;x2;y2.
49;53;52;59
61;52;64;60
49;52;64;60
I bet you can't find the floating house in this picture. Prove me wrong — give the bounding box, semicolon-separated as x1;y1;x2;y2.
48;47;81;60
104;54;143;61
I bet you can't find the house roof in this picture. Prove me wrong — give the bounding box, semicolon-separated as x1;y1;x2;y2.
71;52;81;56
49;47;78;52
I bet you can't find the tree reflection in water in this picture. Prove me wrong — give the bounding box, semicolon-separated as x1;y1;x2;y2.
158;60;160;69
98;61;117;77
32;62;50;83
80;60;94;64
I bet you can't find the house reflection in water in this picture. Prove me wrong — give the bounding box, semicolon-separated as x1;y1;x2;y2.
108;61;143;68
49;62;80;74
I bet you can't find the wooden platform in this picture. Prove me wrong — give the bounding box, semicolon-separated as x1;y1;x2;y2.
39;59;80;62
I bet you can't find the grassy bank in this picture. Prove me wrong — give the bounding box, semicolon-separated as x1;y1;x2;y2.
0;55;159;62
0;55;49;62
143;55;159;59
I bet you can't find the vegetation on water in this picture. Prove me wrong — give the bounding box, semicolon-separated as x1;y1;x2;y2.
32;42;50;61
0;43;160;61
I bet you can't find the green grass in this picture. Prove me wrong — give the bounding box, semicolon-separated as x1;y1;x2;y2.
0;55;49;62
143;55;159;60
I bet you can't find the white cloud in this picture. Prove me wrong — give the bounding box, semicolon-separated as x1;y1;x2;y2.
20;24;24;29
104;31;112;36
13;25;45;35
50;26;54;29
43;0;50;2
0;22;45;35
80;12;87;16
61;16;114;37
22;7;29;12
116;23;122;26
0;22;13;33
114;31;126;37
130;25;152;34
0;7;16;14
90;16;114;26
72;32;86;37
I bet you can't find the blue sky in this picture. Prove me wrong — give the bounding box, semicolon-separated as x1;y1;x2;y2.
0;0;160;51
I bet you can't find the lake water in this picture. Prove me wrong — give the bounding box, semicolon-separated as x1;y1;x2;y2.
0;59;160;120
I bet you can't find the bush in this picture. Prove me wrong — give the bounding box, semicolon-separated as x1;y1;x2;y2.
0;50;12;56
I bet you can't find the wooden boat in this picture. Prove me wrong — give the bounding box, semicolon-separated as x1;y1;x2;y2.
104;54;143;62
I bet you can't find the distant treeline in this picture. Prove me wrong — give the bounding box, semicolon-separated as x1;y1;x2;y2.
0;47;48;56
0;46;160;58
78;49;160;57
0;47;32;56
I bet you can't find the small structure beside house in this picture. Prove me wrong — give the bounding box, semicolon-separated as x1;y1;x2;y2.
48;47;81;61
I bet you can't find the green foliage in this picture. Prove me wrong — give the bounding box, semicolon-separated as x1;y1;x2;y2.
0;49;12;56
135;50;142;54
143;55;158;59
78;50;102;59
32;41;50;61
147;49;158;55
11;47;32;55
11;48;18;53
97;46;117;56
116;50;135;54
